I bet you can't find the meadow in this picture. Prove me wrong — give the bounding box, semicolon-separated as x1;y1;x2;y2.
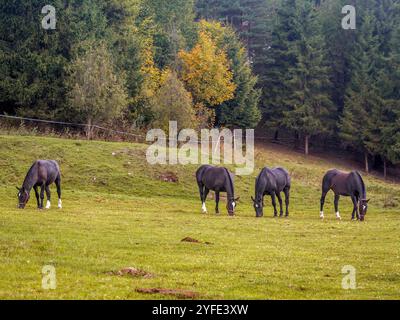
0;135;399;299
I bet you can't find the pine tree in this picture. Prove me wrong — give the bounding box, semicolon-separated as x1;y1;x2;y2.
368;0;400;178
320;0;358;119
261;0;301;138
339;11;379;172
282;0;334;155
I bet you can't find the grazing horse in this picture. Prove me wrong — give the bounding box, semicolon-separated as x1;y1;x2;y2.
320;169;369;221
251;167;291;218
17;160;62;209
196;165;239;216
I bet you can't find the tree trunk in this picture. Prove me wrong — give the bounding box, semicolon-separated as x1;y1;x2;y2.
294;131;299;149
305;135;309;155
86;118;92;140
364;152;369;173
383;158;387;180
274;129;279;142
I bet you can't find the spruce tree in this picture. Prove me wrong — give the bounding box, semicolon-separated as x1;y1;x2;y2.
339;11;379;172
261;0;300;138
281;0;334;155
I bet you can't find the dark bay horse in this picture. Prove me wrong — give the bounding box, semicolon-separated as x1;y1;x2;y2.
320;169;369;221
17;160;62;209
251;167;291;218
196;165;239;216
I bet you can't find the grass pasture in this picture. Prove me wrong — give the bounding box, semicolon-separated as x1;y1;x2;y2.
0;135;399;299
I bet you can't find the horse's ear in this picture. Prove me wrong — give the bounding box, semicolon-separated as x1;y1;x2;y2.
251;196;255;203
366;199;370;203
16;187;20;192
235;197;240;202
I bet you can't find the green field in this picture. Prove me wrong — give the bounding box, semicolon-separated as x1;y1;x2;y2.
0;134;399;300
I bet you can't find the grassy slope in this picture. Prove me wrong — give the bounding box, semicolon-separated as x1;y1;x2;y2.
0;135;399;300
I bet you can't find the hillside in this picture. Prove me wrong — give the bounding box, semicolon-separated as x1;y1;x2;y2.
0;135;399;299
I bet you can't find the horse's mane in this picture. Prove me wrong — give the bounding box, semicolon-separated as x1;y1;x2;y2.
224;168;235;199
354;171;366;199
22;162;38;189
255;167;266;187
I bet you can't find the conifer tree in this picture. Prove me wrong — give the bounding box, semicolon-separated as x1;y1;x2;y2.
282;0;334;155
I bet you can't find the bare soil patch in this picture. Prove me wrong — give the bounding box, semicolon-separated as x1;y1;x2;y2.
135;288;199;299
159;171;179;183
181;237;213;245
108;267;153;278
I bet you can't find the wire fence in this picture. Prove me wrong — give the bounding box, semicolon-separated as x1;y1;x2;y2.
0;114;278;144
1;113;399;178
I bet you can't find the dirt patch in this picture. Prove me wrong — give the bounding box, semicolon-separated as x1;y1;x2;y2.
181;237;213;245
108;267;153;278
135;288;199;299
159;171;179;183
181;237;201;243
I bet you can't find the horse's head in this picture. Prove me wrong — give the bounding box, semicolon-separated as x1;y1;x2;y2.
359;199;370;221
251;196;263;217
227;197;240;216
16;187;30;209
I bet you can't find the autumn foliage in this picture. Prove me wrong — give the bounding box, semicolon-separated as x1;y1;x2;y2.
178;30;236;108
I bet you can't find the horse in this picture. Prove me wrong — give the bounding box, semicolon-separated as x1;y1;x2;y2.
196;165;239;216
251;167;291;218
320;169;369;221
17;160;62;210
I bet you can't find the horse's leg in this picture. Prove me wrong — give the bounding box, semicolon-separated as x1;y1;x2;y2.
202;188;210;213
320;190;328;219
284;187;290;217
55;175;62;209
215;191;220;214
334;194;341;220
351;196;358;220
271;193;278;217
45;185;51;209
197;182;204;210
355;196;361;220
276;192;283;217
39;184;45;209
34;186;40;208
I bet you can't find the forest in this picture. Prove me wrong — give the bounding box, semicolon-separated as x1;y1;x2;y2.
0;0;399;177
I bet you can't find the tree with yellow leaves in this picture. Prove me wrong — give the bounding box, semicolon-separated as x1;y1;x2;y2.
178;30;236;126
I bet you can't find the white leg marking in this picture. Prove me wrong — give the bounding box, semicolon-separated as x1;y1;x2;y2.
202;202;207;213
58;199;62;209
46;200;51;209
320;211;324;219
336;212;341;220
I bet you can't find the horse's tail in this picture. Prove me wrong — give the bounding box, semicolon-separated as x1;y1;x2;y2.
354;171;366;199
278;167;291;188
